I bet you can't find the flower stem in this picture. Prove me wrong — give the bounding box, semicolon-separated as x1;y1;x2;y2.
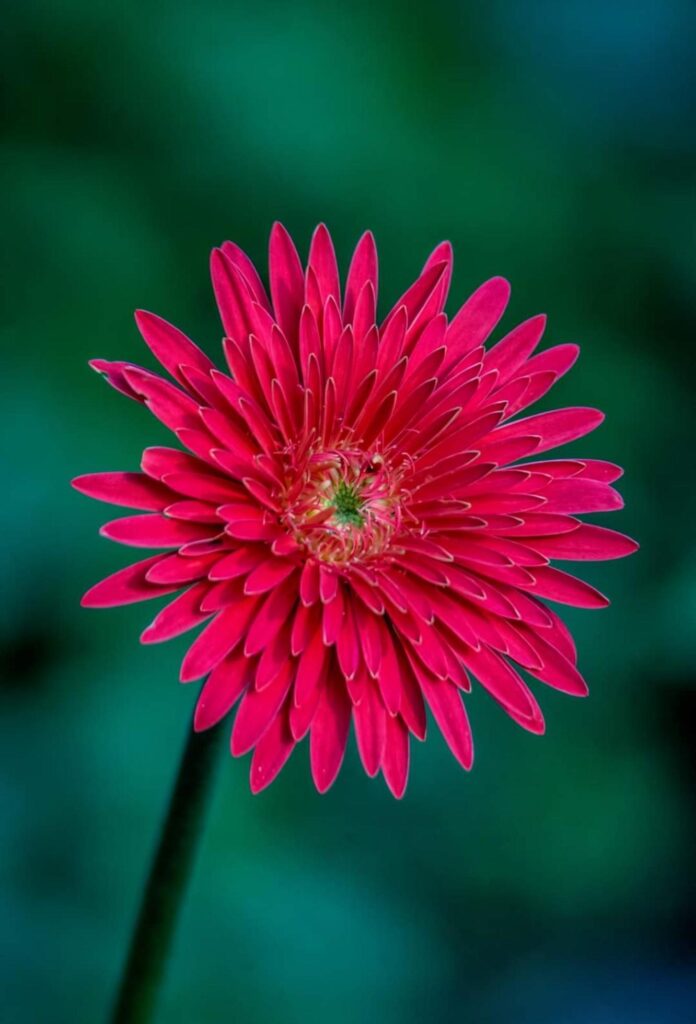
110;721;224;1024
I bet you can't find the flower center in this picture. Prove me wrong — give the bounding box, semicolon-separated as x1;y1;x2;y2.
281;447;405;564
331;481;364;527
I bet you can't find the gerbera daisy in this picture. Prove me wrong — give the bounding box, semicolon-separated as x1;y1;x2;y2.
73;224;637;797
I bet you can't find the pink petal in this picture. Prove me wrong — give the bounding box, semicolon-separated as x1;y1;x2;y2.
89;358;144;401
231;660;295;755
122;367;201;432
141;582;210;643
180;595;259;682
134;310;214;387
462;646;545;733
483;314;546;382
250;705;296;793
243;558;297;595
210;248;254;345
381;714;410;798
419;676;473;769
295;629;330;708
531;524;638;561
519;565;610;608
72;472;175;511
193;649;252;731
81;554;177;608
353;682;386;778
208;546;264;580
244;579;298;656
100;514;213;548
492;407;605;454
343;231;378;324
310;676;351;793
445;277;511;366
220;240;271;312
538;479;624;514
145;551;218;585
141;446;207;480
308;223;341;308
269;222;304;346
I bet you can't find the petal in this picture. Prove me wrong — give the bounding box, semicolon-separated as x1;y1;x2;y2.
81;554;177;608
269;222;305;346
308;223;341;308
445;277;511;366
343;231;378;324
250;704;296;793
72;472;175;511
100;514;213;548
134;310;215;387
193;649;252;731
231;660;295;755
419;676;474;769
310;675;351;793
353;681;386;778
381;714;410;798
492;407;605;455
243;559;297;595
141;581;211;644
519;565;610;608
180;596;259;681
530;524;639;561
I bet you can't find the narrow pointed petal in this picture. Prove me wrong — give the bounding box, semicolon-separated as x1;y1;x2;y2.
353;682;386;777
180;596;259;682
344;231;378;324
530;524;638;561
72;472;175;511
381;715;410;798
134;310;214;386
231;660;295;755
81;554;177;607
194;649;252;731
250;705;296;793
419;676;474;769
445;277;511;366
310;676;351;794
141;582;210;644
269;222;304;346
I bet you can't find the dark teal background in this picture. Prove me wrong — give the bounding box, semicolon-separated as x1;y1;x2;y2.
2;2;695;1021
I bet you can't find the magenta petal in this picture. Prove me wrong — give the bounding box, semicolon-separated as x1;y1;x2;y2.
81;554;178;608
520;565;609;608
310;677;351;794
381;714;410;798
141;582;211;644
250;705;296;793
445;277;511;366
531;524;638;561
100;514;213;548
180;599;256;682
269;222;304;346
419;676;474;770
353;682;386;778
134;310;214;386
194;649;251;731
231;660;294;755
343;231;378;324
72;472;175;511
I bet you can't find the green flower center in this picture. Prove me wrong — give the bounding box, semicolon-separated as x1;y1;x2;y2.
331;481;364;527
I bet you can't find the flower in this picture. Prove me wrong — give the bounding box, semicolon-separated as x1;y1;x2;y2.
73;223;637;797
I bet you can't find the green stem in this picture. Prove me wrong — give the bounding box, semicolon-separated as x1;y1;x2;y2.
110;722;224;1024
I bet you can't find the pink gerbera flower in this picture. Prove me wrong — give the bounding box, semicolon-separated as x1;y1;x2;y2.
73;224;637;797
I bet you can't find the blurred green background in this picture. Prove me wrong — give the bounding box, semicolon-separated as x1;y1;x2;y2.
2;1;695;1021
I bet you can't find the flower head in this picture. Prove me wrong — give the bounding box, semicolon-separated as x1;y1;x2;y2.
73;224;637;796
